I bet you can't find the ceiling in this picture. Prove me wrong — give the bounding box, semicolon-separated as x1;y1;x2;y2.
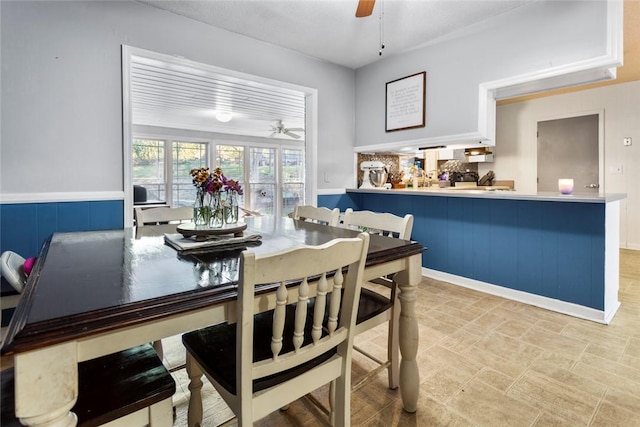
132;0;639;139
132;0;534;138
137;0;534;70
131;54;308;139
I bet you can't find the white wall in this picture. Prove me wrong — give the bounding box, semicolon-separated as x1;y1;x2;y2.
354;0;611;149
484;80;640;249
0;0;355;194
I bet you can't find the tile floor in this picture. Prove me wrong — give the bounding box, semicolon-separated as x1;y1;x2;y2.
165;249;640;426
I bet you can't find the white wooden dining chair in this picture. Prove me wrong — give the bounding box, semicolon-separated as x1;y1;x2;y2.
342;208;414;391
1;251;27;344
293;205;340;227
135;206;193;226
135;206;193;359
182;233;370;427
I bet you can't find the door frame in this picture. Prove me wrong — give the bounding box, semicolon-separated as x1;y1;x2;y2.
122;45;318;226
535;109;605;192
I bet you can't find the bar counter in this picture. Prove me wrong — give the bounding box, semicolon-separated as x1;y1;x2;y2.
326;187;627;324
348;186;626;203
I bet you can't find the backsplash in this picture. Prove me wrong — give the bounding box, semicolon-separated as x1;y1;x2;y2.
356;153;400;186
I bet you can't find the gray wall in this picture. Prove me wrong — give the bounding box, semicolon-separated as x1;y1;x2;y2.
354;0;609;148
485;80;640;250
0;0;355;193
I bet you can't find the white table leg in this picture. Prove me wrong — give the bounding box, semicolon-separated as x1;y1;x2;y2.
395;253;422;413
15;342;78;427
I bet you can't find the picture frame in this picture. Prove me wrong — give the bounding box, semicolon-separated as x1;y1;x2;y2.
385;71;426;132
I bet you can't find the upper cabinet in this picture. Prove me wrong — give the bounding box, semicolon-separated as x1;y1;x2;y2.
423;147;494;165
465;147;494;163
437;148;465;161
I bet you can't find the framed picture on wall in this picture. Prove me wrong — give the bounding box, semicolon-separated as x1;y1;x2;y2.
385;72;426;132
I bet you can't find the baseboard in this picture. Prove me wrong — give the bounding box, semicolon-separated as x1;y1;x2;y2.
422;268;620;324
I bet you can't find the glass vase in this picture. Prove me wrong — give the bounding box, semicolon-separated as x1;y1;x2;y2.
210;192;224;228
224;191;239;224
193;189;212;227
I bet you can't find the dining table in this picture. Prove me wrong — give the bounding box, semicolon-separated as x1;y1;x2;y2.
1;216;424;427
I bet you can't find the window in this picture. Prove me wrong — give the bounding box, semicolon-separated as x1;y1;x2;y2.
282;148;304;215
216;145;245;208
132;138;165;203
250;147;276;215
133;139;208;207
172;142;207;207
216;144;303;217
133;137;304;217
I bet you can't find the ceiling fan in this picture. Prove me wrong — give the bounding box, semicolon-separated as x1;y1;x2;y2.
269;120;305;139
356;0;375;17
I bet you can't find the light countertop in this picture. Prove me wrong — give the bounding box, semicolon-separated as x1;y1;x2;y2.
347;187;626;203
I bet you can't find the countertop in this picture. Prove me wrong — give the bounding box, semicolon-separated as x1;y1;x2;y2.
347;187;627;203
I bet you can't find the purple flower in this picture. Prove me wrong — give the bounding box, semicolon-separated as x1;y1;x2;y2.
222;176;243;195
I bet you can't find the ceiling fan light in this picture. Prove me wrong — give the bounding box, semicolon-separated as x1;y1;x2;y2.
216;111;233;122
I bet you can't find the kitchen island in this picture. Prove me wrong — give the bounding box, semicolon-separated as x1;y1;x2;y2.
319;187;626;323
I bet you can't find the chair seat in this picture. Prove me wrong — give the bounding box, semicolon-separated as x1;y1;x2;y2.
182;307;335;395
357;287;394;324
1;344;176;427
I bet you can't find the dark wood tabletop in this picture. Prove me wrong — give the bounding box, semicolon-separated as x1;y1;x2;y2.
2;216;423;355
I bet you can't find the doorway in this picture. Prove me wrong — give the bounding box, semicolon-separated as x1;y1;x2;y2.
122;45;318;226
537;113;602;194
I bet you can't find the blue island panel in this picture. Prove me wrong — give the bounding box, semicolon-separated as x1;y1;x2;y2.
319;191;606;310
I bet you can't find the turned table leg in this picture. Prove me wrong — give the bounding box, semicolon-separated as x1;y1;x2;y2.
15;342;78;427
395;253;422;413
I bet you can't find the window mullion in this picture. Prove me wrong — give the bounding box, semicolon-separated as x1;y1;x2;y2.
244;147;251;210
165;140;173;206
275;147;282;218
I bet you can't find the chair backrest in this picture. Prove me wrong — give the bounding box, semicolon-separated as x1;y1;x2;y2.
343;208;414;240
292;205;340;227
0;251;26;293
237;232;370;409
135;206;193;226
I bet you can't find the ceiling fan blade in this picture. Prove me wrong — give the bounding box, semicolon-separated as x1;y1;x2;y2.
355;0;375;17
269;132;277;138
286;128;305;132
284;130;301;139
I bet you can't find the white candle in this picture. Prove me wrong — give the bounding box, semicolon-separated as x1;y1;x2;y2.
558;178;574;195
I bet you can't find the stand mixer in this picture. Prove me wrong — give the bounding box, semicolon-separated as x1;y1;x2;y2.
360;161;387;188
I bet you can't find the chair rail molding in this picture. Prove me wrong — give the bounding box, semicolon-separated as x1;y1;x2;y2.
0;191;125;204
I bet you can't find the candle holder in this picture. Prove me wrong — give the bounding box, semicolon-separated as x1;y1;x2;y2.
558;179;574;195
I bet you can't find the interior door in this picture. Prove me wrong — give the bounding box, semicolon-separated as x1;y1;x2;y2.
537;114;599;194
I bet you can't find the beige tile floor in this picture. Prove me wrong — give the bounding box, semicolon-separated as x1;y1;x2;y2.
165;249;640;426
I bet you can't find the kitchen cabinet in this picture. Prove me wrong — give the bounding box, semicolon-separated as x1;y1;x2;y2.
423;150;438;174
465;147;493;162
467;153;494;163
437;148;465;160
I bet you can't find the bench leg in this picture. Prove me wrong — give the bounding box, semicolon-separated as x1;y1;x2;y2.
149;398;174;427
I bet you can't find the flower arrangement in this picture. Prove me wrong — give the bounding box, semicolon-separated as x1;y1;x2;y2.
190;167;223;195
190;167;243;226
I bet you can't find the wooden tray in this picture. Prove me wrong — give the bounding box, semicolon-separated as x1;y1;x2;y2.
177;222;247;240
